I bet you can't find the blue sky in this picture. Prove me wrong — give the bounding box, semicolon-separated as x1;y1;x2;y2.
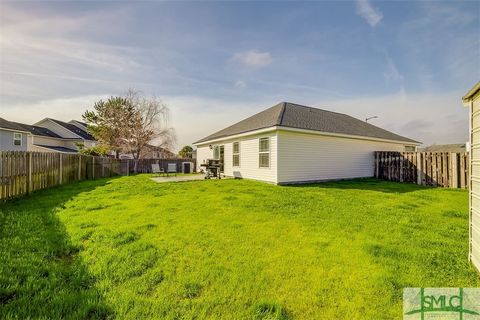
0;1;478;150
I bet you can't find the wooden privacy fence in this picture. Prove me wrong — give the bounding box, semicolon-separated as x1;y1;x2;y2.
126;158;196;174
0;152;123;200
0;151;196;201
374;151;469;188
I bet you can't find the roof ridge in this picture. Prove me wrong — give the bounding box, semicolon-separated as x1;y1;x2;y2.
277;102;287;125
284;102;351;117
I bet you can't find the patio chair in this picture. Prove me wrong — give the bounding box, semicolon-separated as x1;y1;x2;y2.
151;163;165;177
167;163;177;177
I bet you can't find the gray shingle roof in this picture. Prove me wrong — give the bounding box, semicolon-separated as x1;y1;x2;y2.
13;123;63;138
0;118;62;138
0;118;30;132
49;118;95;140
34;145;78;153
194;102;419;144
70;120;88;127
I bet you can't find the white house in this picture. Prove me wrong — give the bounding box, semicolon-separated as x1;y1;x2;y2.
193;102;420;184
463;81;480;273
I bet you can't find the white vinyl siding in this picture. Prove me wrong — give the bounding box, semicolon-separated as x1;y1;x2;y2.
197;145;214;168
276;130;406;184
34;119;81;139
195;128;411;185
470;93;480;271
31;136;79;150
0;129;27;151
196;132;277;183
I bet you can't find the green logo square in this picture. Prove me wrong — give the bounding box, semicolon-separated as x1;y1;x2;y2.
403;288;480;319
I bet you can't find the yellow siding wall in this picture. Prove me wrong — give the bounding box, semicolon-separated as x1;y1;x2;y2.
470;94;480;270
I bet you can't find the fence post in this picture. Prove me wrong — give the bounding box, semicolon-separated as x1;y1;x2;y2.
450;152;458;188
26;152;32;194
59;153;63;185
374;152;379;178
127;160;130;176
416;153;422;185
92;156;95;179
78;155;82;181
399;153;404;182
102;157;105;177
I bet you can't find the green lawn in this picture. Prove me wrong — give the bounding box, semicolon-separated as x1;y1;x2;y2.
1;175;478;319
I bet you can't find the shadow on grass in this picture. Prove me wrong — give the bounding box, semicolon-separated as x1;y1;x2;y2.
0;178;118;319
284;178;434;194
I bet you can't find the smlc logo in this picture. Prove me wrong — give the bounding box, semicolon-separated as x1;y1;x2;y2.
403;288;480;319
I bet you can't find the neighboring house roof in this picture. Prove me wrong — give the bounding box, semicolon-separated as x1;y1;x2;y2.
0;118;30;133
69;120;88;129
194;102;419;144
0;118;65;138
71;120;88;127
419;143;466;153
142;144;177;157
13;123;63;138
48;118;95;140
34;145;78;153
463;81;480;103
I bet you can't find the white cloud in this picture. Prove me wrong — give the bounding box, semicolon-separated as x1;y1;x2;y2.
163;95;274;150
355;0;383;27
231;50;272;68
383;57;403;82
0;3;146;106
319;90;468;146
1;94;110;124
0;5;140;72
234;80;247;89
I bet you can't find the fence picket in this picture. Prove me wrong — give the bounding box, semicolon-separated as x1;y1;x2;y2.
374;151;468;189
0;151;197;201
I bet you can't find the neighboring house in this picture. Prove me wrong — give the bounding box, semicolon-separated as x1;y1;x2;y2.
0;118;29;151
34;118;96;148
142;145;177;159
0;117;96;153
193;102;420;184
463;81;480;272
119;144;177;159
419;143;467;153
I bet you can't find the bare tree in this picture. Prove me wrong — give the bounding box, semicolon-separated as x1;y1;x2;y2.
122;90;176;171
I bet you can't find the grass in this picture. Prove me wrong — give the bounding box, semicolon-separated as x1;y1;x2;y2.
1;175;479;319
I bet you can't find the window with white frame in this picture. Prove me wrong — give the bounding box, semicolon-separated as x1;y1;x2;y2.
232;142;240;167
259;137;270;168
13;132;22;146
